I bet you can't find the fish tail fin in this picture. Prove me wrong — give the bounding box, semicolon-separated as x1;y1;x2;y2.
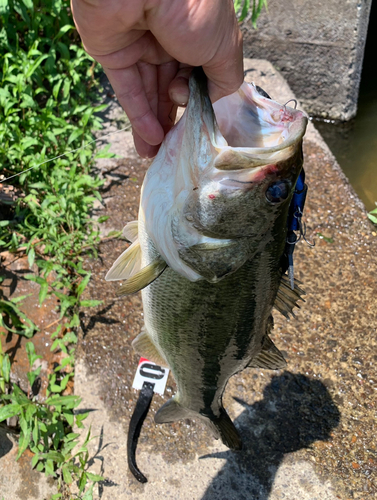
155;399;242;450
208;408;242;451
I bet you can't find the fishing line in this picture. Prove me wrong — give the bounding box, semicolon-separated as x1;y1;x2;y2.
1;125;131;184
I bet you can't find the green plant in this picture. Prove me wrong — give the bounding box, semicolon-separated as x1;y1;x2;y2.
234;0;268;26
0;342;103;497
0;0;112;496
0;294;38;338
0;337;11;394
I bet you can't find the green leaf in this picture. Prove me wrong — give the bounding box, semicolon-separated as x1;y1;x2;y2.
52;80;63;100
76;273;90;298
31;453;40;468
39;282;49;305
26;54;48;78
17;427;31;460
28;247;35;269
36;461;44;472
78;472;88;494
62;464;73;485
39;450;64;463
55;24;75;40
21;138;39;150
46;395;81;408
0;403;21;422
368;213;377;224
79;300;103;308
86;472;104;482
32;416;39;445
81;107;93;127
26;342;42;368
2;355;10;384
63;411;74;426
25;402;37;421
12;385;29;405
20;0;33;9
67;128;84;145
105;230;122;238
20;93;36;108
0;0;9;15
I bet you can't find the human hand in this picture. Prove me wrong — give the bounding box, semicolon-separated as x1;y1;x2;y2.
71;0;243;158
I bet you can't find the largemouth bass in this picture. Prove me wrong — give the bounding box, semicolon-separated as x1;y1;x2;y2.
106;68;308;450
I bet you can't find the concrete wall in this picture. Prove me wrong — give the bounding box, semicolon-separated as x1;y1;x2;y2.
242;0;372;120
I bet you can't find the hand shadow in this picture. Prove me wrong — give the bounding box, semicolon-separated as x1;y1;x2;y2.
201;371;340;500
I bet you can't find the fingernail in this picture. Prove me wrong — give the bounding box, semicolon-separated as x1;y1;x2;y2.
171;92;188;106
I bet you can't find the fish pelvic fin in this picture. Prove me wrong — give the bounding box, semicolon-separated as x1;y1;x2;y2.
274;274;306;319
248;335;287;370
105;239;142;281
132;328;168;368
122;220;139;242
155;399;242;450
116;257;167;296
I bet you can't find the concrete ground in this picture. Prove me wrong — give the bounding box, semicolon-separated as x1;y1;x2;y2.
1;59;376;499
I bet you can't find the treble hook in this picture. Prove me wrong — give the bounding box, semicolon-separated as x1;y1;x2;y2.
294;208;315;247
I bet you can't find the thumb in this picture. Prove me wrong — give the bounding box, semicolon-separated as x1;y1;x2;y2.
168;66;193;106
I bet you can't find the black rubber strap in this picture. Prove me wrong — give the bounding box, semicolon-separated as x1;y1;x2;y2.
127;381;155;483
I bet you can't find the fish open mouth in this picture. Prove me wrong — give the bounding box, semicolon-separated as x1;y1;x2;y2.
210;83;308;169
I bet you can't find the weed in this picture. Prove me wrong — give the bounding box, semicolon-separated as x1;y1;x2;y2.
0;342;103;496
0;0;112;497
234;0;268;26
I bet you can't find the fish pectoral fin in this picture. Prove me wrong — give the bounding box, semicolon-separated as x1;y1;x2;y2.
132;329;168;368
122;220;139;242
105;240;142;281
155;398;188;424
273;274;306;319
248;335;287;370
178;239;249;283
116;257;167;296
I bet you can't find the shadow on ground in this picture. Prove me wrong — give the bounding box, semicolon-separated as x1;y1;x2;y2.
0;425;14;459
201;372;340;500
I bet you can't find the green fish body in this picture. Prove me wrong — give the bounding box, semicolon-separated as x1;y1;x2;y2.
106;68;308;449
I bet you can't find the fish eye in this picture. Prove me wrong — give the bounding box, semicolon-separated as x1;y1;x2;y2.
265;180;291;204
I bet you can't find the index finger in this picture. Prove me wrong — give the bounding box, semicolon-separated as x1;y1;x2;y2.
105;64;164;147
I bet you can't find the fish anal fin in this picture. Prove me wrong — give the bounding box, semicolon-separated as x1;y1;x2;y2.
208;409;242;450
105;240;142;281
155;398;187;424
248;335;287;370
116;257;167;296
155;400;242;451
274;274;305;318
132;329;168;368
122;220;139;242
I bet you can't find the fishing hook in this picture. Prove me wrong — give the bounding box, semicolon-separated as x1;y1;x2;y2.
283;99;298;110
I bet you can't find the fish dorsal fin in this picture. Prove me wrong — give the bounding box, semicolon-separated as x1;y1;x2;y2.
122;220;139;242
248;335;287;370
116;257;167;296
273;274;306;319
105;240;142;281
